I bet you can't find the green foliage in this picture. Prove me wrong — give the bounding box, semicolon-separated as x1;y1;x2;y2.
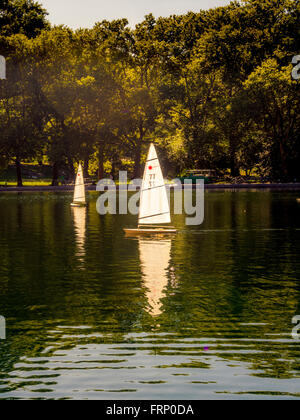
0;0;50;38
0;0;299;184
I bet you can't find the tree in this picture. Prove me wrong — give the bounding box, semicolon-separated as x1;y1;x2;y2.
243;59;300;180
0;0;49;38
1;0;300;185
0;36;45;186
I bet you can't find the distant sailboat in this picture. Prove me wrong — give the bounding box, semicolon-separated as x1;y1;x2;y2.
124;143;176;235
71;163;87;207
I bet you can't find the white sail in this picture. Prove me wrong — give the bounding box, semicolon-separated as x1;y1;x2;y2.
139;238;171;316
73;163;86;204
139;144;171;225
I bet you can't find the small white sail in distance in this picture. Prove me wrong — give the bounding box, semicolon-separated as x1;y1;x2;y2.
139;144;171;225
72;163;86;205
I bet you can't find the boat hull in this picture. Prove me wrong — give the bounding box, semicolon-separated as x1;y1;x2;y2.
71;202;87;207
124;228;177;236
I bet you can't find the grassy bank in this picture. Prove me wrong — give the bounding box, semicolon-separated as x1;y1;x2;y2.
0;180;52;186
0;163;53;184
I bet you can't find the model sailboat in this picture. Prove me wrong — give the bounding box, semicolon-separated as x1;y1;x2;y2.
124;143;176;235
71;163;87;207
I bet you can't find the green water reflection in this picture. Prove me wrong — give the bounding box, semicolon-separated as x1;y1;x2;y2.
0;191;299;399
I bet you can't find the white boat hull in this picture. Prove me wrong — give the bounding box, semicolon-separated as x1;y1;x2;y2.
124;228;177;236
71;202;87;207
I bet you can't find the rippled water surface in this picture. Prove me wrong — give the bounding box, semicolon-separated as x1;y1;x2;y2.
0;191;299;399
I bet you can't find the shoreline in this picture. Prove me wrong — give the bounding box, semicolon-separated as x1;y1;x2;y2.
1;183;300;192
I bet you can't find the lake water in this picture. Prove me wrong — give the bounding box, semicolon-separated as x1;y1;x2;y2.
0;190;299;400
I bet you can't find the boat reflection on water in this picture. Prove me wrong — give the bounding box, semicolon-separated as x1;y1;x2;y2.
139;238;173;316
71;207;87;262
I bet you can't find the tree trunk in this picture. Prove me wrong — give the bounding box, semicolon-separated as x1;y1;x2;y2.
84;156;89;178
133;140;141;179
67;159;74;181
98;144;104;180
110;158;116;180
230;155;239;177
279;138;288;180
51;162;59;186
229;139;239;177
15;159;23;187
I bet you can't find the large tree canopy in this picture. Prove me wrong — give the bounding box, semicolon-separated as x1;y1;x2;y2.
0;0;49;38
0;0;299;185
